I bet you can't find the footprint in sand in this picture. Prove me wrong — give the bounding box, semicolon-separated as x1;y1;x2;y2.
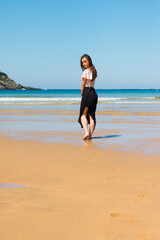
146;165;153;169
106;177;120;182
138;191;147;199
110;212;134;223
134;191;148;203
110;212;122;218
106;177;115;181
110;167;120;171
88;158;100;162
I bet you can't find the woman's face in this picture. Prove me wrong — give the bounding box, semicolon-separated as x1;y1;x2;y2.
81;57;89;69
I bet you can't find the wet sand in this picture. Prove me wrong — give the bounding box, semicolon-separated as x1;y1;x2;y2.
0;108;160;155
0;135;160;240
0;109;160;116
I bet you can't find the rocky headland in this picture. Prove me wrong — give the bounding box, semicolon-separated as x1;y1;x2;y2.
0;71;41;90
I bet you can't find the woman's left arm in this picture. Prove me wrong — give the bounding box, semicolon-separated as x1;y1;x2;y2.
81;77;87;96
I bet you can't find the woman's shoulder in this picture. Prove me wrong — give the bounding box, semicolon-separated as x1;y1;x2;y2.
83;68;93;74
82;68;90;76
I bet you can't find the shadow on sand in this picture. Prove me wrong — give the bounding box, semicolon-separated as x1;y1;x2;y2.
90;134;122;140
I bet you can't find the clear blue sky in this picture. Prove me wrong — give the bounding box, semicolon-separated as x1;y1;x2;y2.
1;0;160;89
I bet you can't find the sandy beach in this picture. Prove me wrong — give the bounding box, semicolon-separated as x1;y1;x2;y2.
0;89;160;239
0;133;160;240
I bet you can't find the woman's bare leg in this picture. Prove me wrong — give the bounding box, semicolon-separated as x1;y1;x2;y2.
89;114;95;138
81;107;89;140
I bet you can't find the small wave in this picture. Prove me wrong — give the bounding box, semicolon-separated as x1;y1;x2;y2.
0;96;157;101
0;97;159;105
98;97;156;101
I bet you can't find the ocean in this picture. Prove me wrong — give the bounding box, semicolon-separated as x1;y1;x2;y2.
0;89;160;105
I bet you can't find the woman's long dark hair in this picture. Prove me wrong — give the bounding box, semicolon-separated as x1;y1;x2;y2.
80;54;97;80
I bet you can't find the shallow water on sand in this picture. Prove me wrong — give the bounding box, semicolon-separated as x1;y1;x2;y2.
0;102;160;155
0;183;26;189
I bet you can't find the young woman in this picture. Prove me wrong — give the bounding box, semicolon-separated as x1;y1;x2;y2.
78;54;98;140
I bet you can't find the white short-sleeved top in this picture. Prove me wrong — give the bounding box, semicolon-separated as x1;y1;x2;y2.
81;68;96;87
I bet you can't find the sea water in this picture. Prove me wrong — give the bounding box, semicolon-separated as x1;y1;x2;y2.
0;89;160;105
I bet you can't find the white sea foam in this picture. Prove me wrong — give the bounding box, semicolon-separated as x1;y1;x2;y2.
0;97;156;101
0;97;159;105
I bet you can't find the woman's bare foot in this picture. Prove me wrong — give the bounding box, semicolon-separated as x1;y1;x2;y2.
82;133;89;140
88;129;92;139
87;136;92;140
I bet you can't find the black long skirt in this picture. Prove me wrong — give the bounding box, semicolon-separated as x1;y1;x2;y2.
78;87;98;128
